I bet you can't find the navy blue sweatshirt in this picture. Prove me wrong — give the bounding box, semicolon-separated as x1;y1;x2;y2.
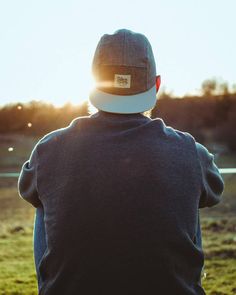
18;111;224;295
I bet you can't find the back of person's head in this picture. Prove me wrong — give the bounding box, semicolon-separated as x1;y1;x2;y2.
89;29;161;114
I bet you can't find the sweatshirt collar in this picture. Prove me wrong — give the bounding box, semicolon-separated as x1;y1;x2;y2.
90;110;151;122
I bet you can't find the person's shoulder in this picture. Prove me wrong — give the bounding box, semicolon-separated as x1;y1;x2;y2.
151;117;195;142
151;119;213;164
195;142;213;164
36;115;91;147
37;127;67;146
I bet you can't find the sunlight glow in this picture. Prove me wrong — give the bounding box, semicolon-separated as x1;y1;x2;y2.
0;0;235;106
94;81;114;89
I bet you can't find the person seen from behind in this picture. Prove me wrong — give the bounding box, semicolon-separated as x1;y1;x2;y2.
18;29;224;295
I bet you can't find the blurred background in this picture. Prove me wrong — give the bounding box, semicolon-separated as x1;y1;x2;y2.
0;0;236;294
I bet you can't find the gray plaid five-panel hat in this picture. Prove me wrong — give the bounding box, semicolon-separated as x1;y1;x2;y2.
89;29;157;114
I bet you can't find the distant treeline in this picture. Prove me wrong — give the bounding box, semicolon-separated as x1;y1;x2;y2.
153;93;236;151
0;79;236;151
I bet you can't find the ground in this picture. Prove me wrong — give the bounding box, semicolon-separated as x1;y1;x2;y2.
0;134;236;295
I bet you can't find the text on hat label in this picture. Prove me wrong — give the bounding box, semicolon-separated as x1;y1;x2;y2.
114;74;131;88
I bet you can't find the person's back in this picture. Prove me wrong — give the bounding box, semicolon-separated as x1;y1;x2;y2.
18;29;224;295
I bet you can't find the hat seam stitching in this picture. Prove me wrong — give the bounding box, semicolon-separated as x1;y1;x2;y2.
146;43;148;88
96;64;147;69
123;30;126;65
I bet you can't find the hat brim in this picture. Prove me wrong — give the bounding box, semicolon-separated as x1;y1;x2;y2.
89;85;157;114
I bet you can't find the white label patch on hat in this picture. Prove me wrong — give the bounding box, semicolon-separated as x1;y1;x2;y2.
114;74;131;88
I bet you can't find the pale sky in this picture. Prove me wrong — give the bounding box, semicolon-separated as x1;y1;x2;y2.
0;0;236;106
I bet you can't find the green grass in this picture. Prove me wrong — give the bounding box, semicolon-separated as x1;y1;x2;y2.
203;259;236;295
0;179;37;294
0;134;236;294
200;218;236;294
0;234;37;295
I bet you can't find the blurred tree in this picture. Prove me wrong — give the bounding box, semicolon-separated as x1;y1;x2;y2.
0;100;89;135
201;79;217;96
0;85;235;151
214;96;236;151
219;82;229;95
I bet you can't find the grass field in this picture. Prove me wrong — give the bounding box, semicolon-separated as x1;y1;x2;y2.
0;134;236;294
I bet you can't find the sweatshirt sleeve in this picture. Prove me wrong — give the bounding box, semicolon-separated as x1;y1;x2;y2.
196;142;224;208
18;145;42;208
